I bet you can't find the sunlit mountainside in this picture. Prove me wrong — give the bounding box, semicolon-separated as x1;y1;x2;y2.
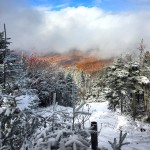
35;50;113;74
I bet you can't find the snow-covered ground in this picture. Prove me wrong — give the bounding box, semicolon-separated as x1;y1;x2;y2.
16;94;39;110
86;102;150;150
35;102;150;150
17;97;150;150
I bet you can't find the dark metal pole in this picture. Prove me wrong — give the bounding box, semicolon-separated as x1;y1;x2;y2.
91;121;98;150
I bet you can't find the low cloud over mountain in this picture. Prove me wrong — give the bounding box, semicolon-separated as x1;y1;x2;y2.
0;0;150;58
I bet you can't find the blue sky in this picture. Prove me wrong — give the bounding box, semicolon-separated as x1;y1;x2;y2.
1;0;150;56
29;0;150;12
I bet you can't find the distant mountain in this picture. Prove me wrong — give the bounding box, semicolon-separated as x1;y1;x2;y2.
37;50;113;74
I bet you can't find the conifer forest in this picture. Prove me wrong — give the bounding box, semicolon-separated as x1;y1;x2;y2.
1;1;150;149
0;23;150;150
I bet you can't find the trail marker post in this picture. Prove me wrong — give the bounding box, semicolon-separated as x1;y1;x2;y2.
91;121;98;150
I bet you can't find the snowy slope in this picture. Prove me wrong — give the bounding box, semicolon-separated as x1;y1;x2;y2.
86;102;150;150
16;94;39;110
17;95;150;150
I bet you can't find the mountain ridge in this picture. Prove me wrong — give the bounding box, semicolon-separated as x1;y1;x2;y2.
28;50;113;74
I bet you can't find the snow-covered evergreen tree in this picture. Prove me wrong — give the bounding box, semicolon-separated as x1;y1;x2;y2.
102;55;150;120
0;93;44;149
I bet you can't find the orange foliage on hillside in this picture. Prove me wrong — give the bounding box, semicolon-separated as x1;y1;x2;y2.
26;51;112;74
76;57;111;74
26;54;50;72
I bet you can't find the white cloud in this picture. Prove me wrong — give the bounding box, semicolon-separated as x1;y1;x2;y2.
0;1;150;58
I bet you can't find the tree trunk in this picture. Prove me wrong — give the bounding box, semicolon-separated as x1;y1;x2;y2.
132;92;136;121
144;86;148;111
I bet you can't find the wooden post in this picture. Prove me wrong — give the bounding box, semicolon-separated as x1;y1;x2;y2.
72;83;75;131
53;92;56;105
147;85;150;121
52;92;56;131
132;92;136;121
91;121;98;150
120;94;123;114
0;122;2;148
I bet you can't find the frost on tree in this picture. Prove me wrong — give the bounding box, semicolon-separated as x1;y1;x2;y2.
102;54;150;120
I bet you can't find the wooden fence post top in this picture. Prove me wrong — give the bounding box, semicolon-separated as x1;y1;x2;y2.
91;121;98;150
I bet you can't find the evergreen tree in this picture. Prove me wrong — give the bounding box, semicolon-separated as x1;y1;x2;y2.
102;55;150;120
0;94;42;150
0;25;23;93
66;73;74;106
